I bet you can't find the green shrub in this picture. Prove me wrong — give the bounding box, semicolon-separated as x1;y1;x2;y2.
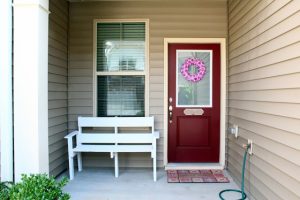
9;174;70;200
0;181;13;200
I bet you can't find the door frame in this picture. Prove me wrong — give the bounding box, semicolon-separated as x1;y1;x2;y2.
163;38;227;169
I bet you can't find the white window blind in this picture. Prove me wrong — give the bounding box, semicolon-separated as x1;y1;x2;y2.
97;22;145;72
95;21;147;117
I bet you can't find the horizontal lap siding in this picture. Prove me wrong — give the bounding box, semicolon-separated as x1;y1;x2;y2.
228;0;300;199
69;0;227;168
48;0;69;177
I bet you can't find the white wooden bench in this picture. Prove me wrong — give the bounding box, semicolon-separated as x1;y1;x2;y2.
65;116;160;181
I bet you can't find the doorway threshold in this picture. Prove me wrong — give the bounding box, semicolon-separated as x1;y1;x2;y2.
165;163;224;170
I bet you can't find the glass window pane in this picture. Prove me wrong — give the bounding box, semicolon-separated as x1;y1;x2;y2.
97;22;145;72
97;76;145;117
176;50;212;107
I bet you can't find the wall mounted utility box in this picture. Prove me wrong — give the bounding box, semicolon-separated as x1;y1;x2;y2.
229;125;239;138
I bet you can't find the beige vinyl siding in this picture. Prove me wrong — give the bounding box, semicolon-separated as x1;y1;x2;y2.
228;0;300;199
48;0;69;177
68;0;227;168
0;130;1;181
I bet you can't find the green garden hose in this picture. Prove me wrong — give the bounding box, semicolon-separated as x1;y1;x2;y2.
219;144;250;200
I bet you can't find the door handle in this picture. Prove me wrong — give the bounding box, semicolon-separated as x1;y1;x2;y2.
169;97;173;123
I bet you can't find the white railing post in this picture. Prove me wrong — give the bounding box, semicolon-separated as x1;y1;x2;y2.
0;0;13;182
13;0;50;182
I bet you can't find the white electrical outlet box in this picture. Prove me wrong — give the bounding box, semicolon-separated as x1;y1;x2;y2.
247;139;253;155
230;125;239;138
233;125;238;138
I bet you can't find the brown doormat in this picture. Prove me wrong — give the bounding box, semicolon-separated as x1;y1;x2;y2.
167;170;230;183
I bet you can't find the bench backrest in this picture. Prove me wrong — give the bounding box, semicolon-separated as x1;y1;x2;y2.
77;117;155;144
78;117;154;128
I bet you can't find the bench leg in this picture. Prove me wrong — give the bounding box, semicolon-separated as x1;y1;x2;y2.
114;152;119;178
69;156;74;180
77;152;82;172
153;154;157;182
153;138;157;182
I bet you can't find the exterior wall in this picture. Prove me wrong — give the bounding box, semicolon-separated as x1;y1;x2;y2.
48;0;69;177
68;0;227;167
228;0;300;199
0;130;1;180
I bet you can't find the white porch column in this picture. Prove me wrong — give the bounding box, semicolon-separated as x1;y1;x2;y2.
0;0;13;182
13;0;49;182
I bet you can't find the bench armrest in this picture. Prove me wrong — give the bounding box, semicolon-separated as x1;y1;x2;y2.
153;131;160;139
65;131;79;158
65;131;79;139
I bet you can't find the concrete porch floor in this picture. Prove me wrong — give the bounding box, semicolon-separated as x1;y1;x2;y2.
63;168;243;200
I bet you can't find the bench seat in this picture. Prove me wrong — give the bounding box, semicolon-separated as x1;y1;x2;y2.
73;145;153;153
65;117;159;181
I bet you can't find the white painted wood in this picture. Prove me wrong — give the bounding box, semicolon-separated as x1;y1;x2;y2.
145;19;150;118
152;136;157;181
78;116;154;129
114;126;118;178
163;38;226;168
74;145;153;152
153;131;159;139
77;153;82;172
219;38;227;169
77;134;154;143
95;71;146;76
65;116;159;181
67;138;75;180
115;153;119;178
64;130;78;139
69;157;74;180
92;19;97;117
165;163;225;170
13;0;50;182
0;0;13;182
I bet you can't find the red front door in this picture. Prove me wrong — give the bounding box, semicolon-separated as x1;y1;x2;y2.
168;43;221;162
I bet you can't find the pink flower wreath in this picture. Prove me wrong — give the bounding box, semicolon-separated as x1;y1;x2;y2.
180;58;206;82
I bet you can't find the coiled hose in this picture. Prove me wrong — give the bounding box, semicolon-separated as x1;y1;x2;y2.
219;144;250;200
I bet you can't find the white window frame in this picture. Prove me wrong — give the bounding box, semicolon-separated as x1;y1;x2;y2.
93;19;149;117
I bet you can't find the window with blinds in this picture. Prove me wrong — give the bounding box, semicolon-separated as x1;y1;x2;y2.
95;21;147;117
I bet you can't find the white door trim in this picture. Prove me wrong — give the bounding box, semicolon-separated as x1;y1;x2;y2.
163;38;227;169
